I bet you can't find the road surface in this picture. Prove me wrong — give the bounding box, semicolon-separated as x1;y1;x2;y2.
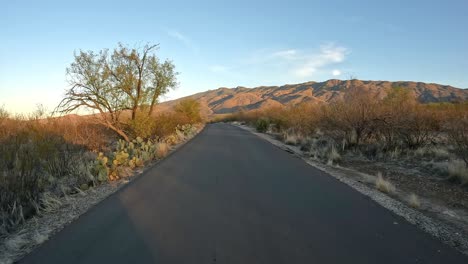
21;123;467;263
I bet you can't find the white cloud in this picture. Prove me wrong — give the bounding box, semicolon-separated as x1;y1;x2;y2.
271;49;297;60
293;43;348;77
215;43;349;82
332;69;342;76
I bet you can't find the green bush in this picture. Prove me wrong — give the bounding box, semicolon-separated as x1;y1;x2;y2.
255;118;270;133
128;113;157;140
174;98;202;124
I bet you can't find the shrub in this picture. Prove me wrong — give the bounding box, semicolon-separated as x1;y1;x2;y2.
397;105;439;149
283;132;300;145
174;98;202;124
128;112;157;140
154;112;188;138
155;142;169;158
322;86;381;147
327;146;341;164
409;193;421;208
375;172;395;193
447;160;468;185
255;118;270;133
445;104;468;165
0;130;93;233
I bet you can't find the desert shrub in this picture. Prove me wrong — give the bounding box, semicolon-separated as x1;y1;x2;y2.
413;146;450;160
447;160;468;185
128;112;157;140
255;118;270;133
174;98;202;124
154;111;198;138
0;105;8;129
445;104;468;165
378;87;416;150
409;193;421;208
155;142;169;159
283;130;301;145
321;86;381;147
375;172;395;193
327;146;341;164
0;130;94;233
396;105;440;149
308;136;339;161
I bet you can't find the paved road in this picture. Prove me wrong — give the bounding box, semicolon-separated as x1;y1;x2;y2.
21;123;467;263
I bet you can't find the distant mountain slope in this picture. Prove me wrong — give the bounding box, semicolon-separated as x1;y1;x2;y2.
158;79;468;116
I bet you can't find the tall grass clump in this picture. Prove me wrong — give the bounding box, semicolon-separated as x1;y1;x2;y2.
409;193;421;208
447;160;468;185
255;118;270;133
375;172;395;194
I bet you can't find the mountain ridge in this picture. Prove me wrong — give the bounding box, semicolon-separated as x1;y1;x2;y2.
157;79;468;116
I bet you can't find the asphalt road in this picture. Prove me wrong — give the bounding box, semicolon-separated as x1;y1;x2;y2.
21;123;467;263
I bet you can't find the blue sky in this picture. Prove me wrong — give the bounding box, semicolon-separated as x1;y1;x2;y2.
1;0;467;113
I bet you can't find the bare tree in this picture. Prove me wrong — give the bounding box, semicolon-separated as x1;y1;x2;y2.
56;43;178;141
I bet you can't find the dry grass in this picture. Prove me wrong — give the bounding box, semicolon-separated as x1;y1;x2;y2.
284;132;300;145
375;172;395;194
40;193;63;213
414;146;450;159
327;146;341;164
447;160;468;185
409;193;421;208
388;148;401;160
156;142;169;159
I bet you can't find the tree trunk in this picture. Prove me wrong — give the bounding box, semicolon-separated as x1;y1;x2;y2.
104;120;130;142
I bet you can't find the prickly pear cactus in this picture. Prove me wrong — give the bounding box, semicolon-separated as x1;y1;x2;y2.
113;151;129;166
136;137;144;144
117;139;126;152
92;153;110;182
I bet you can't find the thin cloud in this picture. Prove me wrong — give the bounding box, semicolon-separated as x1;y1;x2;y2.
293;43;349;77
214;43;349;81
166;29;197;51
168;30;189;43
271;49;297;60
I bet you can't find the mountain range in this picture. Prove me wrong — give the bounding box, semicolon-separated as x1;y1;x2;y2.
158;79;468;116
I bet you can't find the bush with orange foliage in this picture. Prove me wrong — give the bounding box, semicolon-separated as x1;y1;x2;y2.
444;103;468;165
